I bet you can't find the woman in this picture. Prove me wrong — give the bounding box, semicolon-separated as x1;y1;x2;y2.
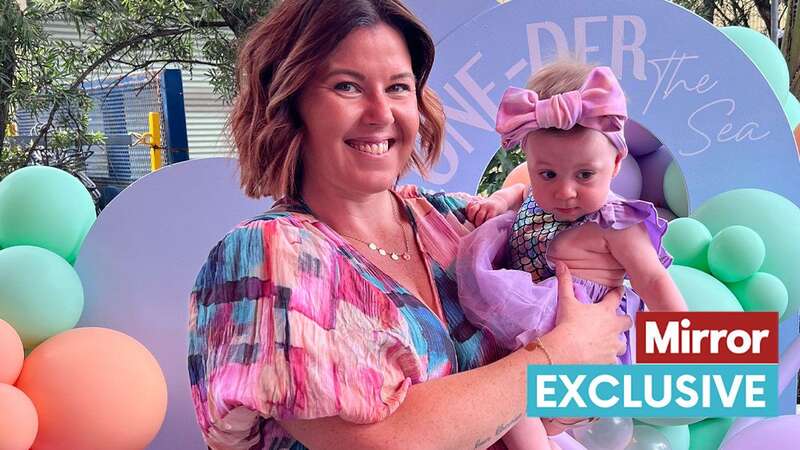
188;1;631;449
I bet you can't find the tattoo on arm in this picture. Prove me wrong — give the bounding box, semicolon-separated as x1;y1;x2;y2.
473;413;525;449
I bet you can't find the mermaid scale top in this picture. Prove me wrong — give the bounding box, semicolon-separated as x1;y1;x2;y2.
509;191;673;281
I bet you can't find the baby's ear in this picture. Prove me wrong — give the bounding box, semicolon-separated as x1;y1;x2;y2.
611;151;624;177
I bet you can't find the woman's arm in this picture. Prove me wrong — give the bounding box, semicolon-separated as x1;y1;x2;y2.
605;224;688;312
279;263;631;450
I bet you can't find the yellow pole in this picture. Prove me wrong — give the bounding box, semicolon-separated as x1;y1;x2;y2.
148;112;162;172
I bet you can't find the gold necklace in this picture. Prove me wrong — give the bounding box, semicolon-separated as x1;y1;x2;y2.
335;197;412;262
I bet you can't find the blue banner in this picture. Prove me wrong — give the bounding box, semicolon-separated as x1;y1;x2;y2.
527;364;778;417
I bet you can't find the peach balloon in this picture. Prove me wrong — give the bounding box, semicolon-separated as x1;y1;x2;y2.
794;124;800;158
0;318;24;384
502;162;531;189
15;327;167;450
0;383;38;450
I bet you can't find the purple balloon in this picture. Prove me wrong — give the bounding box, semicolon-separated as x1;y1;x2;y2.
74;158;269;450
625;121;663;157
720;416;800;450
611;156;643;199
637;146;675;208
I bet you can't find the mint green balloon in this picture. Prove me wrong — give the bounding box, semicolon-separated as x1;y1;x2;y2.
0;246;84;349
656;424;690;450
668;265;743;312
0;166;96;264
720;26;790;104
707;226;765;283
663;218;711;272
727;272;788;316
625;425;670;450
663;162;688;217
688;418;733;450
691;189;800;319
784;94;800;129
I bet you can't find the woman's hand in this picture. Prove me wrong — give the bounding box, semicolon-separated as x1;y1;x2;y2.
537;261;631;365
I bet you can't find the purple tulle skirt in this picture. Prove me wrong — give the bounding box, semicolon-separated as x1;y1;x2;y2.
456;212;642;364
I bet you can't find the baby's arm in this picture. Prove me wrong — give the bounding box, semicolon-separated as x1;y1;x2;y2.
467;183;527;226
605;224;688;311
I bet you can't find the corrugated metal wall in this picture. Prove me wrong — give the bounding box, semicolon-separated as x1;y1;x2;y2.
44;21;233;160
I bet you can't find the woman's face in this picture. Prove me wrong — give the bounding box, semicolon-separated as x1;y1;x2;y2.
297;22;420;198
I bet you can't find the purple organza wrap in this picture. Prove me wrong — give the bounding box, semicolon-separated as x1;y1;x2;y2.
456;197;672;364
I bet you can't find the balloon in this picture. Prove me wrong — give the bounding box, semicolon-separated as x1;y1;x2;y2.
625;121;663;157
0;384;38;450
0;166;96;263
502;161;530;188
727;272;788;316
668;265;743;312
572;417;634;450
15;327;167;450
691;189;800;319
662;218;711;272
0;318;24;384
720;26;790;104
783;94;800;129
794;125;800;157
624;425;670;450
720;416;800;450
637;146;674;208
612;156;643;199
655;424;690;450
707;226;765;283
636;418;704;427
663;161;688;217
656;207;677;222
0;246;84;349
689;418;733;450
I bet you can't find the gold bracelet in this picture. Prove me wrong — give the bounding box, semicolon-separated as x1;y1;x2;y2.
535;337;553;365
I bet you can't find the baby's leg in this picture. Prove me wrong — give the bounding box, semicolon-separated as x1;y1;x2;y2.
503;417;552;450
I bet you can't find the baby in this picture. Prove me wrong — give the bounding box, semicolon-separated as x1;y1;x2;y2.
458;61;687;449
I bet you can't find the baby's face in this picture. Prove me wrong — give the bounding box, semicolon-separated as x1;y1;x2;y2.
523;127;622;221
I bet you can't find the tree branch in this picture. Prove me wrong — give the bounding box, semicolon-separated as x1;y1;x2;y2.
29;26;194;151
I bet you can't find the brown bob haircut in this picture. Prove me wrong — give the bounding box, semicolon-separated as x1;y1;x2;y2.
230;0;446;199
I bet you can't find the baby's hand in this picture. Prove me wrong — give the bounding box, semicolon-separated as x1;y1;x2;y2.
467;196;510;226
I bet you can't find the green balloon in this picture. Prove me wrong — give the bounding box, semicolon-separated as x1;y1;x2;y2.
663;162;688;217
720;26;790;104
663;218;711;272
625;425;671;450
707;226;765;283
656;424;690;450
784;94;800;130
691;189;800;320
0;166;96;264
688;418;734;450
668;265;743;312
727;272;788;316
0;246;84;349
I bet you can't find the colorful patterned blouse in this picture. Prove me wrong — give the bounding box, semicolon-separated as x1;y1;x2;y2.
188;186;509;450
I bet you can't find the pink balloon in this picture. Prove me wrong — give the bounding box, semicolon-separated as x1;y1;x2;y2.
0;318;24;384
0;383;38;450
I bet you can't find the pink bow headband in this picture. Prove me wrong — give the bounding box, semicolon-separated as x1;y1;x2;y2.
495;66;628;158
